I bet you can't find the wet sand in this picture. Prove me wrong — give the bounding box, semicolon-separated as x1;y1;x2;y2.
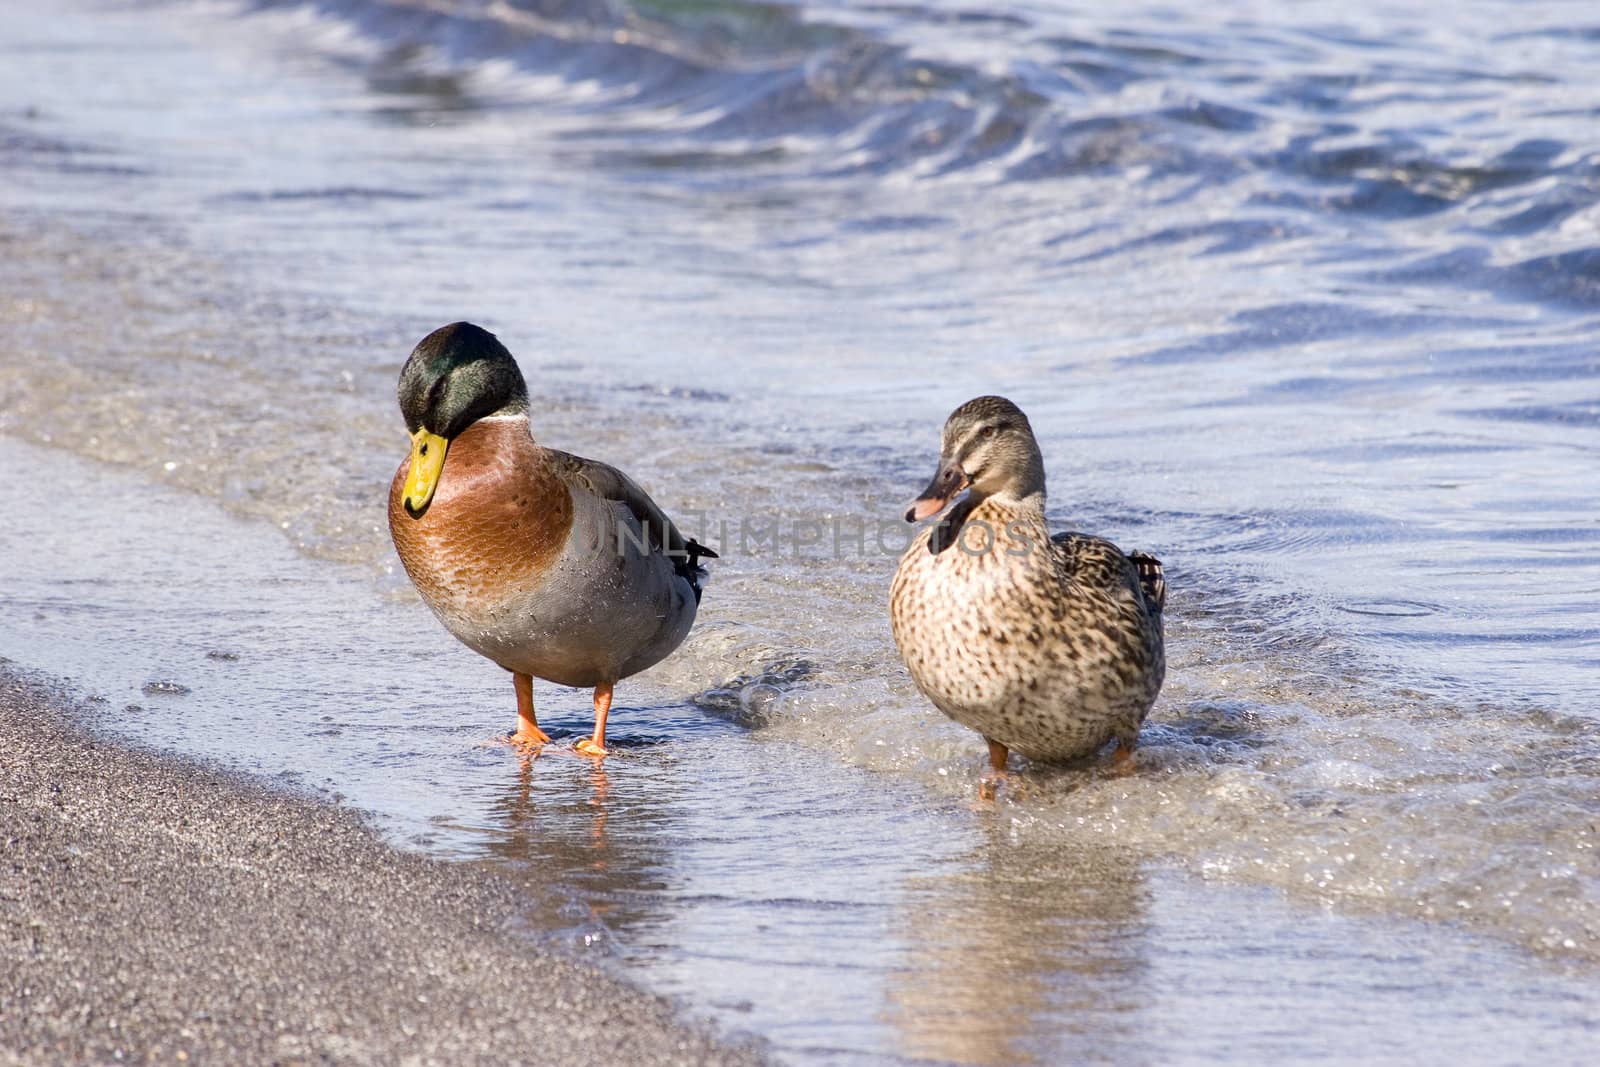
0;669;766;1067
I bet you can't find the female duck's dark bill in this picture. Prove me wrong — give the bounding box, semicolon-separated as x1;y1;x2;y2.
905;460;967;522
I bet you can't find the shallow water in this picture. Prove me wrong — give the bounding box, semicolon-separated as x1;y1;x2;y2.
3;0;1600;1061
9;440;1599;1064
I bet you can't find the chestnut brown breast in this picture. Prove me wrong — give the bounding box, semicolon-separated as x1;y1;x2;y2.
387;417;574;616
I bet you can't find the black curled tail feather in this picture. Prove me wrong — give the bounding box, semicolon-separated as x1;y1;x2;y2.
677;538;719;604
1129;551;1166;613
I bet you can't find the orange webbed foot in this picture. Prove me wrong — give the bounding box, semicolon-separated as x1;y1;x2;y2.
508;672;549;752
510;724;551;750
977;771;1009;802
977;737;1010;801
574;737;610;759
575;683;613;759
1110;739;1137;777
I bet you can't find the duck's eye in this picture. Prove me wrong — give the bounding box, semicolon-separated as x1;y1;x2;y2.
979;425;998;440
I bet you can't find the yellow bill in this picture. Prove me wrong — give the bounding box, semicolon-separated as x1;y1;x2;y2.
402;429;449;518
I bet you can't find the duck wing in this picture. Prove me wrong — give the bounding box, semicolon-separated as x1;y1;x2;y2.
1051;532;1164;614
1127;551;1166;613
544;448;718;586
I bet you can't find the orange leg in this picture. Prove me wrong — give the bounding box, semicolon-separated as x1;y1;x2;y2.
574;682;613;758
1111;737;1137;776
978;737;1010;801
510;671;550;749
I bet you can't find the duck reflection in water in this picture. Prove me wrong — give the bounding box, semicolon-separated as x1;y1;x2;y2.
501;752;610;861
883;816;1152;1066
481;747;682;943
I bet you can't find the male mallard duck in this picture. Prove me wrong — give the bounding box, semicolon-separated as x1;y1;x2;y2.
387;322;715;757
889;396;1165;790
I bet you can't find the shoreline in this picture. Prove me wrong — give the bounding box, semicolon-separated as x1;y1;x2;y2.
0;667;767;1066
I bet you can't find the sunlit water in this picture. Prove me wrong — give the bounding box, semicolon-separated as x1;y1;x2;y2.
3;0;1599;1061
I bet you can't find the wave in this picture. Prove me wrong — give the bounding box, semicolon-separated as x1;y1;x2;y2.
222;0;1600;326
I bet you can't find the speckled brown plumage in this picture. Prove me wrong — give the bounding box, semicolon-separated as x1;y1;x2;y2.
890;396;1165;765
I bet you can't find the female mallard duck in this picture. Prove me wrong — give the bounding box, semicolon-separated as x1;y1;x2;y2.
387;322;714;757
889;396;1165;790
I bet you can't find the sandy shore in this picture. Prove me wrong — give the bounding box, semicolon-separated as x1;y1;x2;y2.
0;668;766;1066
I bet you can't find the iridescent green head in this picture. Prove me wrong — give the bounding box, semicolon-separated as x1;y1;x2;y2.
396;321;529;518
